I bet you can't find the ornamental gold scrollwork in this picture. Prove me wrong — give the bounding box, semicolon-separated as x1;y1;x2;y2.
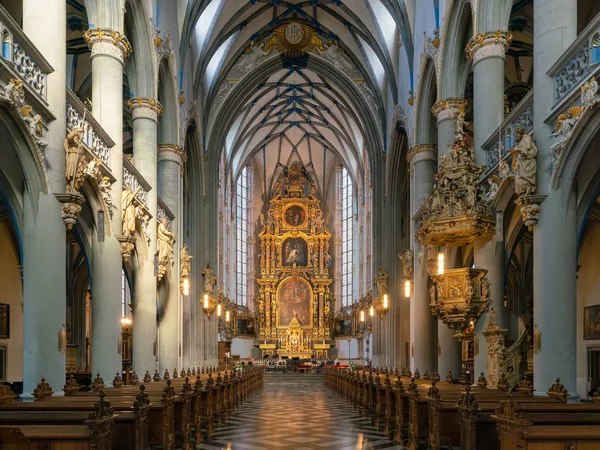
418;108;494;247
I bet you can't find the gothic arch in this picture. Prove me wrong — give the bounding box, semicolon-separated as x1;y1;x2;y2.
414;58;438;145
438;0;475;99
158;56;179;145
124;0;156;99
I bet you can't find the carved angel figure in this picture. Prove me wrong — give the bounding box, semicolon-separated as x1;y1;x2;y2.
201;265;217;295
484;175;501;202
2;78;25;107
510;128;537;196
550;113;578;165
180;244;193;278
121;186;140;236
157;218;175;263
21;107;45;147
373;265;388;295
581;76;599;109
64;127;84;192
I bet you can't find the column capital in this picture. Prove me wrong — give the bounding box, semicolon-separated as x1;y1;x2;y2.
431;98;466;122
128;97;163;121
84;28;132;62
408;144;437;166
466;31;513;64
158;144;186;165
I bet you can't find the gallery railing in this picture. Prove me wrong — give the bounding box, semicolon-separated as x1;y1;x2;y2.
0;4;52;100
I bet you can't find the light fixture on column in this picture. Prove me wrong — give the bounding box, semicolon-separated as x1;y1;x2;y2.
201;293;216;318
217;303;222;317
437;252;445;275
404;280;411;298
120;317;132;326
225;310;230;322
369;305;374;317
360;310;365;322
383;294;389;309
181;278;190;296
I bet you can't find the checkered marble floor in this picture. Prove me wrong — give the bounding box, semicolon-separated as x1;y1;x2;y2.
198;373;403;450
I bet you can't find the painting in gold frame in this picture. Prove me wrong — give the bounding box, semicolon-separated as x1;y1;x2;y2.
277;277;312;328
283;204;308;228
584;305;600;340
282;237;308;267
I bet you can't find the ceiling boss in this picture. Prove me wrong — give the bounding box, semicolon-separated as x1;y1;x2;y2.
272;22;315;57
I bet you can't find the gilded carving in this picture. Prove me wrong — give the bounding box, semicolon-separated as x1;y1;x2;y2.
180;244;193;279
466;31;513;63
482;308;508;389
431;268;490;331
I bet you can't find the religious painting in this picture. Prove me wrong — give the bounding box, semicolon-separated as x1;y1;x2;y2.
236;318;256;337
333;319;353;337
584;305;600;340
278;278;312;327
0;304;8;339
283;204;307;228
282;237;308;267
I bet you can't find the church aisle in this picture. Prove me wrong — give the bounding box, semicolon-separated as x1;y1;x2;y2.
198;373;403;450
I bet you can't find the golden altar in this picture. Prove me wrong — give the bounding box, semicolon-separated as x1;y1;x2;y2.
256;162;334;357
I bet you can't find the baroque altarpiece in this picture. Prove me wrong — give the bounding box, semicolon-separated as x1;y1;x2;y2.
256;162;333;358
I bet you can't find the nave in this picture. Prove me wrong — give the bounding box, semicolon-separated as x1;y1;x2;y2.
201;374;401;450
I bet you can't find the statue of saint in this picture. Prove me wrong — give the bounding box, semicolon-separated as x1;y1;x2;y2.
201;265;217;294
373;265;388;295
157;219;175;263
64;127;84;192
121;186;140;236
180;244;193;278
399;249;414;281
510;128;537;196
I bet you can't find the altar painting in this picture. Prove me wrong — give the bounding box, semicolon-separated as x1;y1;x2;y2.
278;278;312;327
282;237;308;267
284;204;307;228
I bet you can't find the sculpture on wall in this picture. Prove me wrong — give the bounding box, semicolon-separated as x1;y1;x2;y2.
201;264;217;294
510;128;537;196
399;249;414;281
180;244;193;279
157;218;175;263
373;265;388;295
64;127;84;192
121;186;140;236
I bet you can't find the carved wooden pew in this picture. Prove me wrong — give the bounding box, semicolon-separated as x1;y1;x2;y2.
0;390;118;450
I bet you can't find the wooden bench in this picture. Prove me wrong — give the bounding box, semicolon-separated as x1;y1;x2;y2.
0;390;118;450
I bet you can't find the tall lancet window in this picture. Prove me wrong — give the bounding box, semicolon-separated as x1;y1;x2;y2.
341;167;354;306
236;167;249;306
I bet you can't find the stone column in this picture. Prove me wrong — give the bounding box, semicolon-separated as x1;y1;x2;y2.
532;0;578;395
158;144;184;372
467;32;511;379
83;29;131;382
431;99;466;164
129;98;162;374
409;145;436;374
432;101;463;377
21;0;67;394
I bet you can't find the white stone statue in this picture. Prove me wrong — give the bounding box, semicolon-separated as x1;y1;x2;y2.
157;218;175;263
452;106;469;141
21;106;45;147
550;113;578;165
64;127;84;192
1;78;25;107
484;175;501;202
581;76;599;109
510;128;537;196
121;186;140;236
201;264;217;294
98;176;113;216
180;244;193;279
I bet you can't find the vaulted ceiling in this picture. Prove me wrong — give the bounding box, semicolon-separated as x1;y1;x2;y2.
180;0;412;197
